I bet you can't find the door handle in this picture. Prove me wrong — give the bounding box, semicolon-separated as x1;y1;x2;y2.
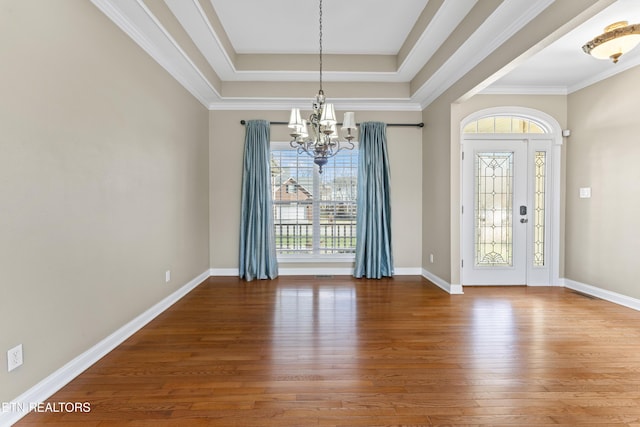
520;218;528;223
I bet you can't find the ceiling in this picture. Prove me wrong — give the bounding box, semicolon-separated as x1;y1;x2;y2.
91;0;640;110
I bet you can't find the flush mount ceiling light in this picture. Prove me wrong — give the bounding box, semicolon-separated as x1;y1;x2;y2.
287;0;355;174
582;21;640;63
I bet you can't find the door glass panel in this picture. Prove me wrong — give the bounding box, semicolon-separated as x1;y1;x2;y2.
475;152;513;267
533;151;546;266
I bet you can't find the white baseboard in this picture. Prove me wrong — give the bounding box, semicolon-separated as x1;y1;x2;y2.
209;268;239;276
563;278;640;312
209;267;423;277
422;268;464;294
1;270;210;427
279;267;353;275
394;267;423;275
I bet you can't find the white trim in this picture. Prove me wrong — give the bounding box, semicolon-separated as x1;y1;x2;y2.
0;270;210;427
422;268;464;294
564;279;640;312
209;268;239;276
90;0;220;107
480;85;569;95
459;106;563;287
280;267;353;276
394;268;423;275
207;98;422;112
277;255;355;264
568;54;640;94
414;0;554;109
209;266;422;276
278;267;422;276
397;0;478;79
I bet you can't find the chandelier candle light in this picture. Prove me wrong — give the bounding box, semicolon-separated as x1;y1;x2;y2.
288;0;356;173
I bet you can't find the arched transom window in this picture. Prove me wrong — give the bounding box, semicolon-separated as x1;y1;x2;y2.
463;115;548;134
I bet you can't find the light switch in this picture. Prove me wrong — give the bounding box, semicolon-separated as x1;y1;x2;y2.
579;187;591;198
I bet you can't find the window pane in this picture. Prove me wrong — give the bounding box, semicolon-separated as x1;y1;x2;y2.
463;122;477;133
494;116;511;133
529;122;545;133
271;146;358;255
511;118;527;133
271;149;314;254
477;117;495;133
318;151;358;254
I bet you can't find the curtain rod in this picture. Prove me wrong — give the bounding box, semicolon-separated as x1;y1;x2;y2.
239;120;424;128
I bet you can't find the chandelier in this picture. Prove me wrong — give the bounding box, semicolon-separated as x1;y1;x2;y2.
582;21;640;63
287;0;356;174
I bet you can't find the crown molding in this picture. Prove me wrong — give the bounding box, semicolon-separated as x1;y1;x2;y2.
414;0;555;109
480;85;569;95
91;0;221;106
208;98;422;111
94;0;580;111
397;0;478;80
568;54;640;93
164;0;236;80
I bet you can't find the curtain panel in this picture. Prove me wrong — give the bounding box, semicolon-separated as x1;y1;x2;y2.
239;120;278;281
354;121;394;279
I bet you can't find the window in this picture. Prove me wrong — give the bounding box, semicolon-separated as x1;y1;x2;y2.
463;116;546;134
271;143;358;256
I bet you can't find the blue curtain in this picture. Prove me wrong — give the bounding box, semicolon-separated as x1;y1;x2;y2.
239;120;278;281
354;121;394;279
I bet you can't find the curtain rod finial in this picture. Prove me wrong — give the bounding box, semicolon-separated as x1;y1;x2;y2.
240;120;246;125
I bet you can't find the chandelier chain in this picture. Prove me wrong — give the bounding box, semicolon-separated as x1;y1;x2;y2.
319;0;323;93
287;0;355;174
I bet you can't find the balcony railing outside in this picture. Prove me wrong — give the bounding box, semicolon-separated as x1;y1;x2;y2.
275;222;356;254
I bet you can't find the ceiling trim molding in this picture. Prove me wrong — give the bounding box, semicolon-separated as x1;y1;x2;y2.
164;0;237;80
397;0;478;80
568;55;640;93
480;85;569;95
414;0;555;109
91;0;220;105
208;98;422;112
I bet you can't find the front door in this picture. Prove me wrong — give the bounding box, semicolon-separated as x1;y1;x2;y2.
462;138;552;285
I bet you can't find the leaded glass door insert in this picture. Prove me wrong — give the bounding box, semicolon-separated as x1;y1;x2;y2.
462;140;527;285
475;152;514;267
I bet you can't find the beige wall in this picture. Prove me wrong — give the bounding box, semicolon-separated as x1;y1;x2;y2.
210;110;423;271
567;67;640;299
0;0;209;402
422;98;453;281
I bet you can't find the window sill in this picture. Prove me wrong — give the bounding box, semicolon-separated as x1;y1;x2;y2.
277;255;355;264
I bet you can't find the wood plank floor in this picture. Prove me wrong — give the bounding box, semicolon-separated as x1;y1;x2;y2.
17;276;640;426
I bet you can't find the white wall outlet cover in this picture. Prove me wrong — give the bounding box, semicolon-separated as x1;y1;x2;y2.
165;270;171;282
579;187;591;198
7;344;23;372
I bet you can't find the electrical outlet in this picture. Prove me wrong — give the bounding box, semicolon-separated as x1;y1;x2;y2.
7;344;23;372
165;270;171;283
430;253;434;263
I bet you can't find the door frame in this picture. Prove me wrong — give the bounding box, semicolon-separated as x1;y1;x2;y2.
459;107;563;287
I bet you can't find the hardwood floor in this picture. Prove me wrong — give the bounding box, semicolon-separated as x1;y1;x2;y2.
17;276;640;426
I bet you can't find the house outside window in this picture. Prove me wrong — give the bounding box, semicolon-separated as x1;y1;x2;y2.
271;142;358;256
